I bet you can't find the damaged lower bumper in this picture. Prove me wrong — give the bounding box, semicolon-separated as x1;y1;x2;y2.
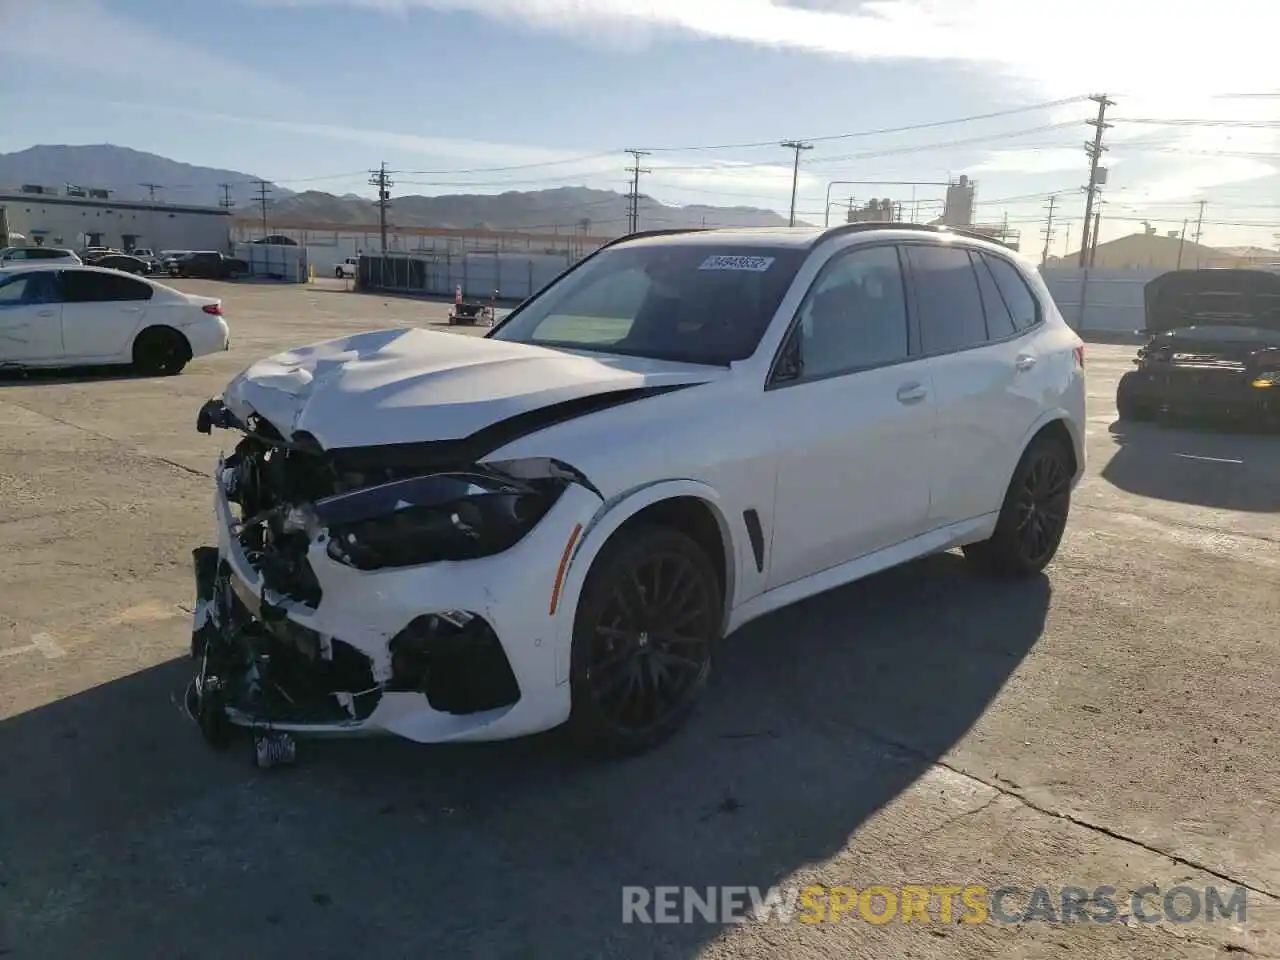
1119;366;1280;423
188;464;602;746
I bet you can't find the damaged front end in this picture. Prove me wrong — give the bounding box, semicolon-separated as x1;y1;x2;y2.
188;397;597;759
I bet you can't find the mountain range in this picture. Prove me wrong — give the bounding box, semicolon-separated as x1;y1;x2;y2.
0;145;799;237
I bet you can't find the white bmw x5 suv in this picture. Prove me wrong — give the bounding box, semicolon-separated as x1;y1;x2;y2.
189;223;1085;761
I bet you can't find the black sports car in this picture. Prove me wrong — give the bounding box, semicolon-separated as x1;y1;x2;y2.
1116;268;1280;425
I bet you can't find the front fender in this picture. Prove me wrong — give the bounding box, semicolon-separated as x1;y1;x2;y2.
549;479;740;685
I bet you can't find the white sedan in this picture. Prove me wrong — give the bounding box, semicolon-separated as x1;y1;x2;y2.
0;264;230;375
188;224;1086;763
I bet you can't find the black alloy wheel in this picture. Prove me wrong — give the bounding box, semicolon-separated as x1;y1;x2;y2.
570;527;721;756
1012;447;1071;568
963;435;1072;577
133;327;191;376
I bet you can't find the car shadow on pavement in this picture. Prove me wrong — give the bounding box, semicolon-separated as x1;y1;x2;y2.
1102;420;1280;512
0;365;146;388
0;552;1048;959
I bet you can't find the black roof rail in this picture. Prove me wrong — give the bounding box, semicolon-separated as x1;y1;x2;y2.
601;227;711;250
814;220;1017;250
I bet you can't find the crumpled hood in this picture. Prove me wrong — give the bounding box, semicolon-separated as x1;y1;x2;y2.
221;327;716;449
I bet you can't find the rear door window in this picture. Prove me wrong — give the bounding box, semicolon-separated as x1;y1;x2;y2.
62;270;154;303
905;244;989;354
970;251;1018;339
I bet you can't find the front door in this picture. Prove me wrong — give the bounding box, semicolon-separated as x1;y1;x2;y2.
0;270;64;361
764;243;937;590
59;269;153;360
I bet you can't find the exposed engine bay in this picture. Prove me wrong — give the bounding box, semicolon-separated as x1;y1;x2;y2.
188;397;598;765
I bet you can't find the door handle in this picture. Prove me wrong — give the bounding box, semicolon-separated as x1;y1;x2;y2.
896;382;928;404
36;310;55;318
1015;354;1037;372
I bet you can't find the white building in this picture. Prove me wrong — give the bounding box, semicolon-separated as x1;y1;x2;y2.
0;185;233;253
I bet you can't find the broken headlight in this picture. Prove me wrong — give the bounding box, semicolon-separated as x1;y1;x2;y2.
318;469;566;571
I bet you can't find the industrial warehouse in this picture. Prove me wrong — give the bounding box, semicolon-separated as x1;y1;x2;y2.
0;183;233;252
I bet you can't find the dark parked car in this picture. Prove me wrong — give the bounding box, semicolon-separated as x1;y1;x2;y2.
1117;268;1280;425
167;251;249;280
85;253;149;275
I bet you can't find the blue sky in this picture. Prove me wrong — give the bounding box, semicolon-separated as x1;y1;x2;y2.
3;0;1278;250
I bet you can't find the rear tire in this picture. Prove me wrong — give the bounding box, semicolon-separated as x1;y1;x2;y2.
335;267;345;279
568;526;721;757
963;433;1073;578
133;326;191;376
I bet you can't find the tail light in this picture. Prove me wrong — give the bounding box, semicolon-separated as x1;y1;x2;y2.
1073;344;1085;369
202;302;223;316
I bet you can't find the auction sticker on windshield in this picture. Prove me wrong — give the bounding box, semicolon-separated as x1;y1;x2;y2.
699;255;775;272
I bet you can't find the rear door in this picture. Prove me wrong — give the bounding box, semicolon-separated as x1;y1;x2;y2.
0;271;64;361
59;269;153;359
904;243;1042;526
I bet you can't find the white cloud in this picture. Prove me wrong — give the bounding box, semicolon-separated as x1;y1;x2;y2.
255;0;1276;103
254;0;1280;204
1110;157;1278;207
965;148;1093;176
0;1;294;101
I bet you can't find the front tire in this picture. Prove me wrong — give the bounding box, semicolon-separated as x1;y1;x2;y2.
133;326;191;376
1116;374;1153;421
963;434;1073;578
568;526;722;757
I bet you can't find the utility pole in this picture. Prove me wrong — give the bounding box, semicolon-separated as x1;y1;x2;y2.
1041;194;1057;267
1192;199;1207;266
780;140;813;227
369;162;394;253
217;183;235;210
139;182;162;203
1078;93;1114;267
253;180;273;239
624;149;651;234
1176;218;1189;270
1089;206;1103;267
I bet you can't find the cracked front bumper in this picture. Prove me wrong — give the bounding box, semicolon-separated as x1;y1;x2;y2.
190;472;602;743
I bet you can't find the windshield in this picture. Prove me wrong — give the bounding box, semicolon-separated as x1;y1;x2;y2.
489;243;808;365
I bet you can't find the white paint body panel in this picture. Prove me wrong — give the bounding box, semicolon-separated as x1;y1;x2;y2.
0;264;230;369
200;227;1087;744
220;327;720;448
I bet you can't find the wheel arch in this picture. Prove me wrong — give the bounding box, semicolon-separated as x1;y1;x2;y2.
1014;412;1081;486
553;480;740;677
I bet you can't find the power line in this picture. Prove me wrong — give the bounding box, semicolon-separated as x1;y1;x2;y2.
369;162;394;254
1079;94;1115;267
780;141;813;226
1115;117;1280;127
624;149;651;234
639;95;1092;151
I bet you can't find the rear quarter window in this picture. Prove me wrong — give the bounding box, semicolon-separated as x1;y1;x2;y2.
982;254;1042;330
